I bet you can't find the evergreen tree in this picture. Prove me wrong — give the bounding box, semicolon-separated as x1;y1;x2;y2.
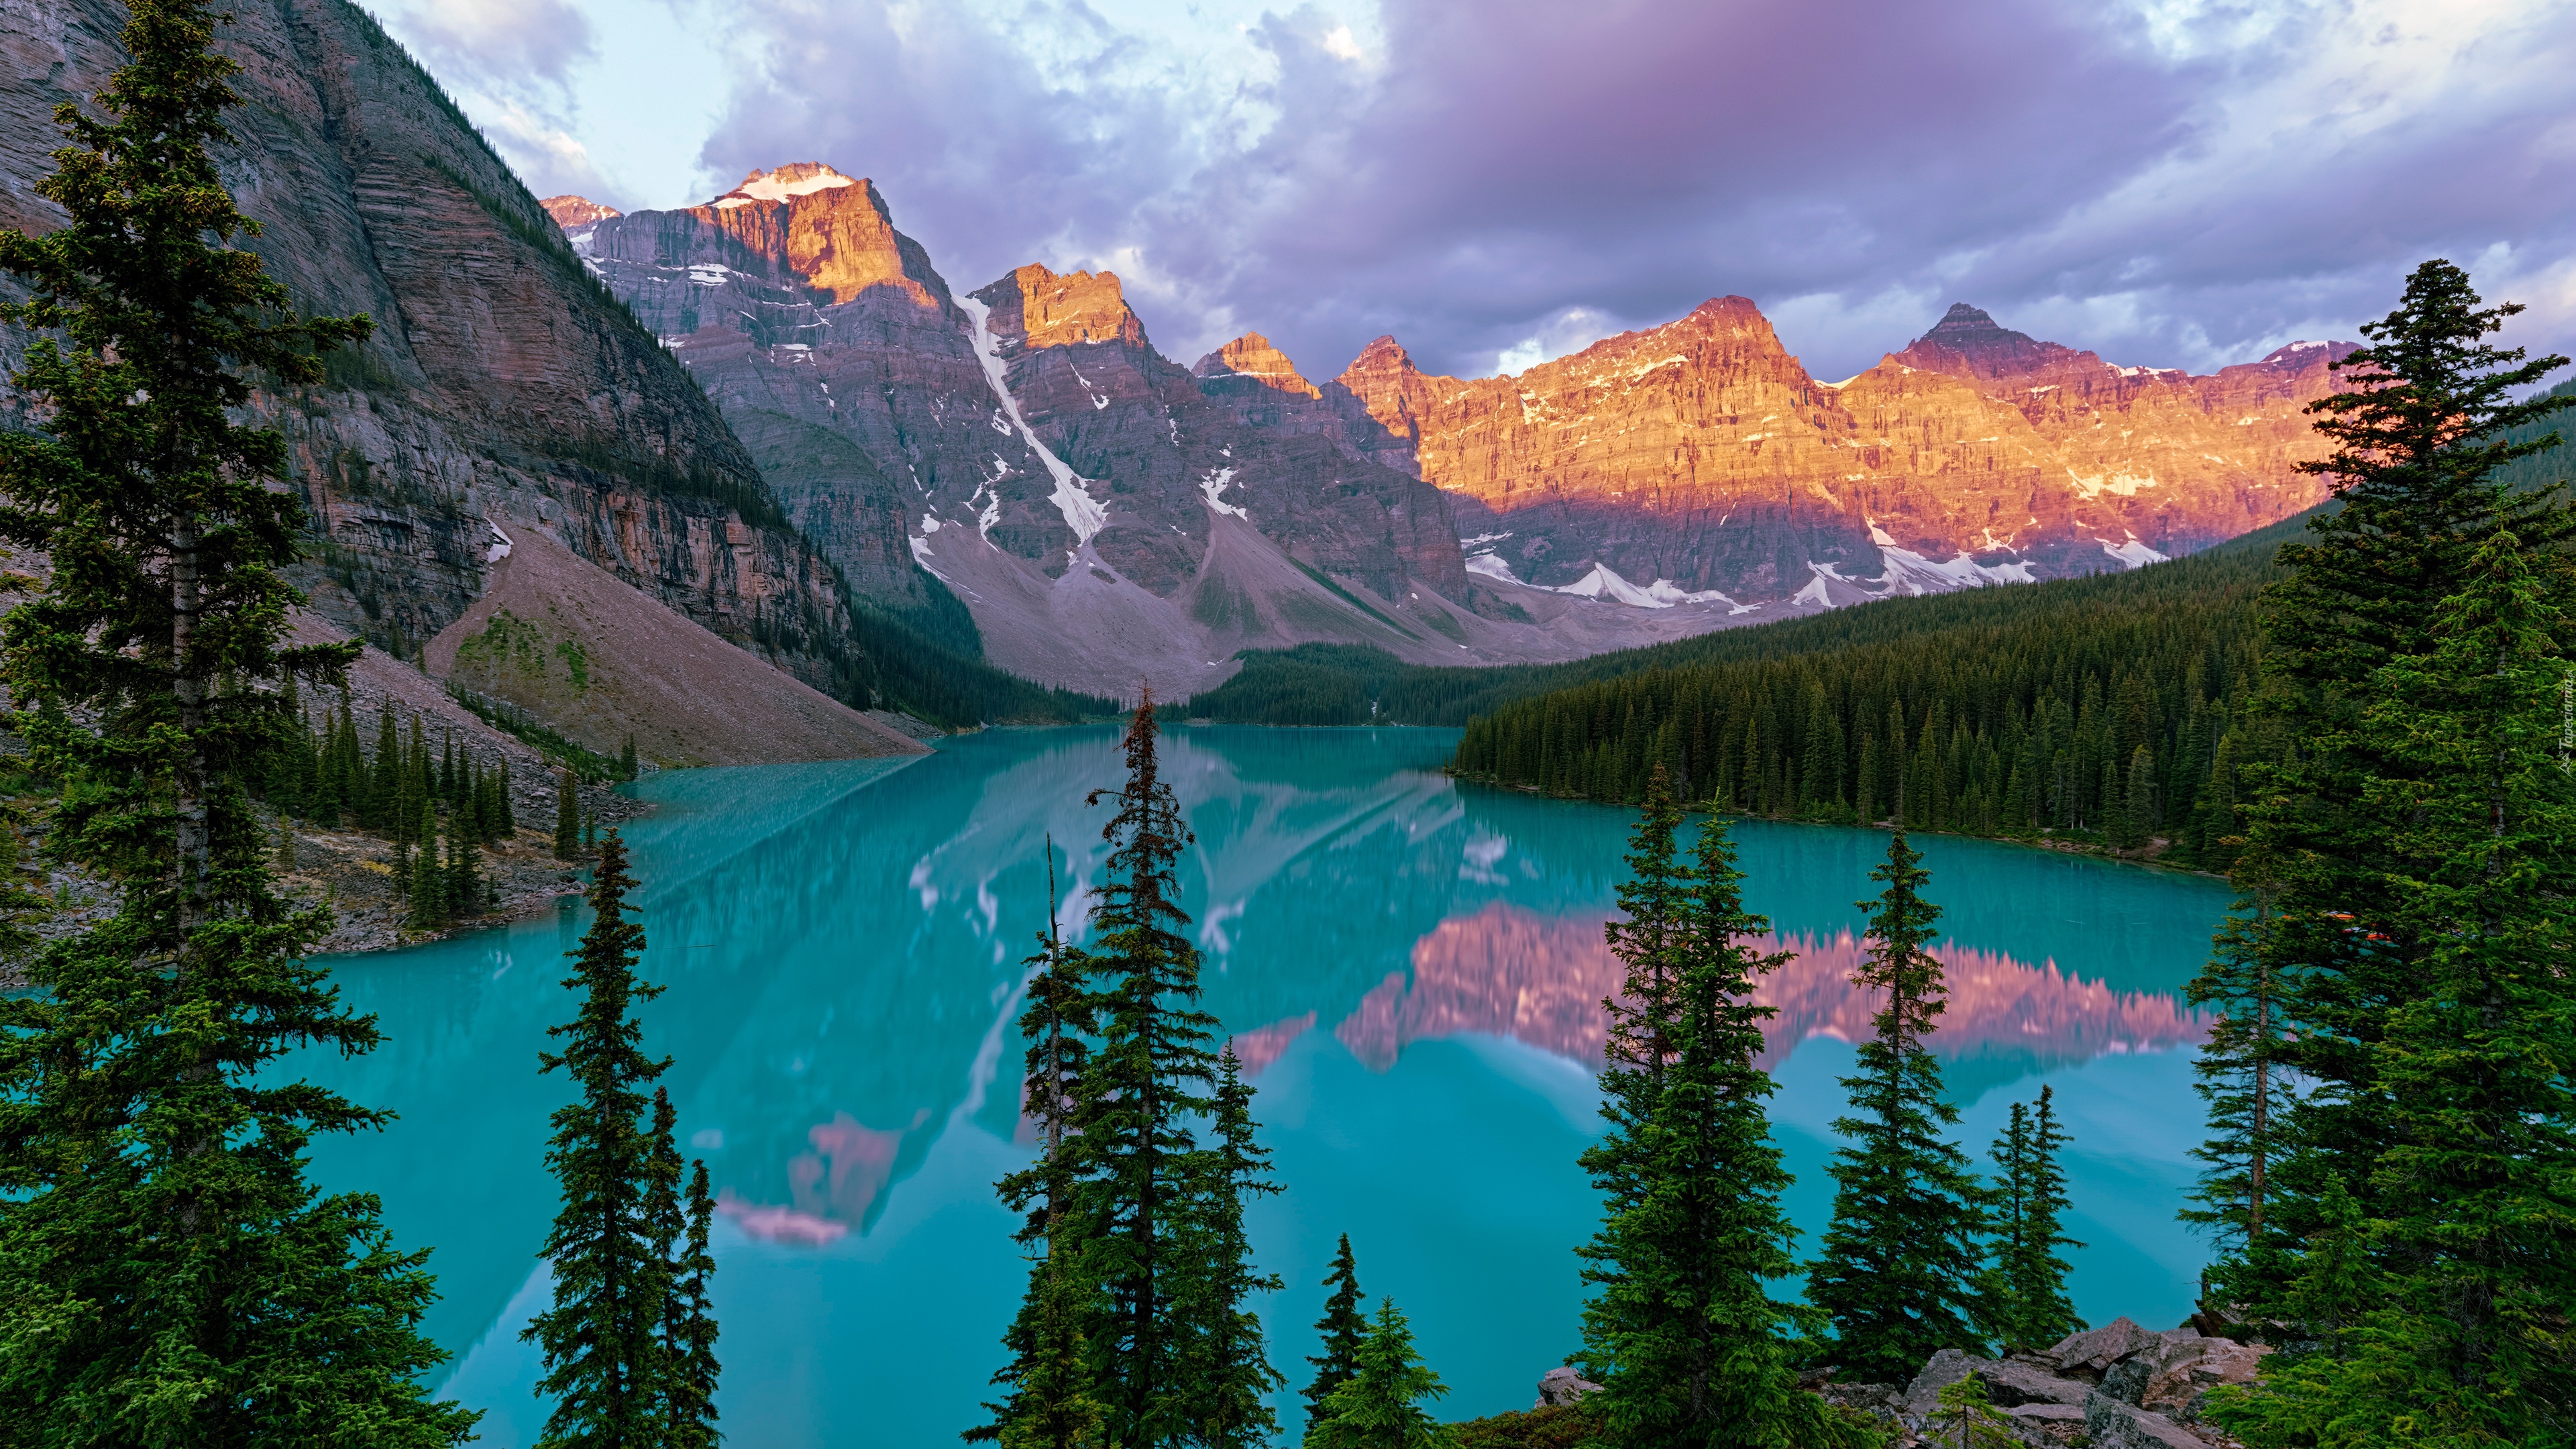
1924;1370;2015;1449
1003;1262;1112;1449
1307;1301;1456;1449
2214;532;2576;1443
493;757;518;837
2218;261;2574;1305
1172;1045;1285;1447
369;702;401;830
978;696;1282;1449
665;1161;722;1448
447;805;484;918
525;830;675;1447
556;767;580;859
1805;833;1990;1380
1069;691;1233;1446
1303;1234;1371;1426
977;840;1103;1445
0;3;469;1437
2183;890;2296;1275
407;796;445;928
1984;1087;2084;1353
1580;791;1856;1446
621;733;640;781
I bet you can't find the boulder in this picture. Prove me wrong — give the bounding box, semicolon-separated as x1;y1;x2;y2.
2084;1388;2206;1449
1534;1366;1602;1409
1898;1348;2091;1414
1900;1349;1982;1415
2046;1317;2162;1379
1814;1381;1899;1414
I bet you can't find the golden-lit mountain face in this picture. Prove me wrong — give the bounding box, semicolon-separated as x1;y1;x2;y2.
1336;301;2353;600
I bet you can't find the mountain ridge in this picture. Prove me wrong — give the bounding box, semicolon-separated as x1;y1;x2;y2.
551;162;2357;697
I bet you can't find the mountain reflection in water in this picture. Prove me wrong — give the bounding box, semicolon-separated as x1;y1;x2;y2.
1319;903;2212;1076
296;727;2235;1443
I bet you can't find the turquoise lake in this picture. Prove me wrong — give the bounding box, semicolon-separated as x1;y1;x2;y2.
301;725;2237;1446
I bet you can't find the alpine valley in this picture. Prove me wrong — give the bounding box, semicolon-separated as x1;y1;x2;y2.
2;0;2356;729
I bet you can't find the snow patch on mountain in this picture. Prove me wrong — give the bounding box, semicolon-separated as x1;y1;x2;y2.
958;294;1108;546
2099;534;2168;569
1199;467;1246;519
2066;465;2160;500
1464;552;1521;584
1545;562;1742;610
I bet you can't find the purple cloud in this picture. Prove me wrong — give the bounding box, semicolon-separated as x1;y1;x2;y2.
665;0;2576;382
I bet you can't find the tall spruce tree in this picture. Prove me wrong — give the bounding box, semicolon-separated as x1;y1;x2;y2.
2216;261;2574;1303
1303;1234;1371;1427
977;840;1104;1445
1307;1301;1456;1449
2211;532;2576;1444
0;1;471;1438
1578;770;1853;1445
977;697;1283;1448
525;830;676;1447
1805;832;1990;1380
2182;889;2297;1279
556;767;580;859
1984;1087;2084;1354
665;1161;722;1448
1071;691;1230;1446
1172;1044;1286;1448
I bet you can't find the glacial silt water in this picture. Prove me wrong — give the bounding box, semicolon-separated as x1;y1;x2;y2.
298;726;2233;1446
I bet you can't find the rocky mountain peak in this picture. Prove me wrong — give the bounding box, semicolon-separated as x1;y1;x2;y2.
971;264;1146;350
541;195;620;227
1894;302;2091;380
709;161;869;211
1193;332;1320;397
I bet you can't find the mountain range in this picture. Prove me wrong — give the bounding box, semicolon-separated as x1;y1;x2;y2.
549;162;2353;698
0;0;2357;753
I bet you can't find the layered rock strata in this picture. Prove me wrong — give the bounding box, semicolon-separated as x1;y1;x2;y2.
0;0;863;704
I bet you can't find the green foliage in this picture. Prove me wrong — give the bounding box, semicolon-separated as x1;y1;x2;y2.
1923;1370;2016;1449
555;768;582;860
1805;834;1991;1381
975;697;1284;1448
1304;1234;1373;1424
1984;1088;2085;1354
447;682;626;782
2195;262;2576;1440
2206;262;2573;1287
0;3;472;1436
853;599;1116;728
1445;1405;1595;1449
524;831;676;1446
1187;644;1413;725
1576;767;1862;1447
1308;1301;1457;1449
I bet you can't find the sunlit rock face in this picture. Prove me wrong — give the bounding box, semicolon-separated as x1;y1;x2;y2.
1336;303;2353;602
1324;902;2212;1074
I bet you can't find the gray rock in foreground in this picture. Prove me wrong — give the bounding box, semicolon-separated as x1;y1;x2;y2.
1535;1366;1602;1409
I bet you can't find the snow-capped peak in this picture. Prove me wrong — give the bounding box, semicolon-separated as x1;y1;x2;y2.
710;162;858;210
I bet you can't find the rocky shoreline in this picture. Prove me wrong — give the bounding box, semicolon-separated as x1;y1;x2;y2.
1504;1317;2268;1448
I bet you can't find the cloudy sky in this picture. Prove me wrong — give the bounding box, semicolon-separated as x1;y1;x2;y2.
373;0;2576;385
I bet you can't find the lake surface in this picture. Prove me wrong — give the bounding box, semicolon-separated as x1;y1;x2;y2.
301;725;2236;1446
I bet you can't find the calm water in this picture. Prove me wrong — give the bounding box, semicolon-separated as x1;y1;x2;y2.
300;726;2235;1446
